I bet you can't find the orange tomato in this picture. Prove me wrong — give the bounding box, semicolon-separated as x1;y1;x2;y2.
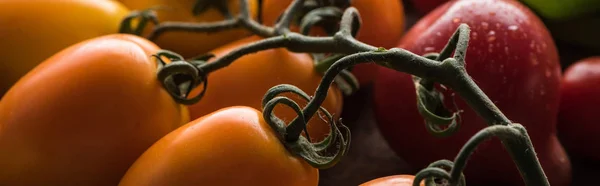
0;34;188;186
186;36;343;142
261;0;406;85
0;0;130;96
118;0;259;58
360;175;425;186
119;106;319;186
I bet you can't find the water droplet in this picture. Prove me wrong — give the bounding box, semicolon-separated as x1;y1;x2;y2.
489;12;496;16
541;43;547;49
436;32;442;37
453;18;461;23
529;41;536;49
545;68;552;77
508;25;518;31
481;22;489;29
472;32;478;40
499;64;505;73
488;47;494;53
502;76;507;84
530;54;539;66
504;46;509;54
540;89;546;96
495;23;501;28
424;47;435;52
487;31;496;42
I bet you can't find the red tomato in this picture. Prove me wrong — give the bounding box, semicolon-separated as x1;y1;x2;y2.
373;0;571;185
119;106;318;186
359;175;424;186
408;0;448;14
558;56;600;161
261;0;406;86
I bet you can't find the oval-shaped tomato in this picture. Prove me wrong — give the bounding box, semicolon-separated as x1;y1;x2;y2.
261;0;405;86
187;36;343;142
119;106;318;186
118;0;259;58
0;0;129;96
359;175;424;186
558;56;600;161
0;34;188;186
373;0;571;185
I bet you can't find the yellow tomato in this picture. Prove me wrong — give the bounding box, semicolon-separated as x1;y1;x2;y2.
118;0;259;58
0;0;129;96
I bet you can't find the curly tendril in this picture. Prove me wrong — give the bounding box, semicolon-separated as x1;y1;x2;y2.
261;84;350;169
119;8;160;36
414;160;466;186
299;6;344;36
411;24;470;137
153;50;208;105
299;7;360;95
414;124;530;186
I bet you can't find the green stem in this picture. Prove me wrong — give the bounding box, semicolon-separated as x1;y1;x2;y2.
149;1;550;184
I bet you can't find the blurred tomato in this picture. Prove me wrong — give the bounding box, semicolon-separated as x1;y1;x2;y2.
0;0;129;96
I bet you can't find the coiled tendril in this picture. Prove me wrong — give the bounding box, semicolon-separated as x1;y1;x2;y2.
299;5;360;95
413;24;470;137
153;50;209;105
413;124;527;186
261;84;350;169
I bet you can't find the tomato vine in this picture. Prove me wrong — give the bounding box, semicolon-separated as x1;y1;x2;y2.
120;0;551;185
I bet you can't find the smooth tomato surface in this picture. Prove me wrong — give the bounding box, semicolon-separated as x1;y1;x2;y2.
558;56;600;161
359;175;424;186
261;0;405;85
373;0;570;185
0;0;130;96
187;36;343;142
0;34;188;186
118;0;259;58
119;106;319;186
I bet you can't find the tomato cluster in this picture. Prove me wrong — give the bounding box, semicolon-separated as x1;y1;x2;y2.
0;0;598;185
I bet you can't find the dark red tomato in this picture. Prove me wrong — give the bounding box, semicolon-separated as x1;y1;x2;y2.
558;56;600;161
373;0;571;185
408;0;448;14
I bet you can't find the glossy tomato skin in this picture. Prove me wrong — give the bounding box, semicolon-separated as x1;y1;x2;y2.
0;0;129;96
359;175;424;186
119;106;319;186
0;34;188;186
118;0;259;58
558;57;600;161
187;36;343;142
373;0;570;185
261;0;405;86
